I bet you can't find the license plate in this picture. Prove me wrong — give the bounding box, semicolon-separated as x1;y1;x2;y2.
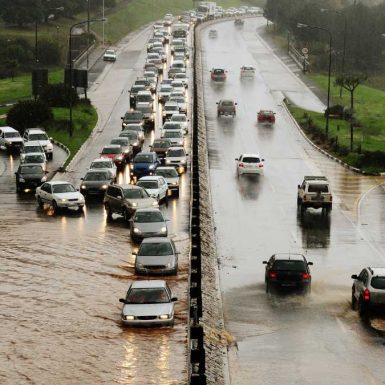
281;283;296;287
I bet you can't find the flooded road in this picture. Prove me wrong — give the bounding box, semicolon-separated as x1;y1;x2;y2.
1;26;190;385
201;18;385;384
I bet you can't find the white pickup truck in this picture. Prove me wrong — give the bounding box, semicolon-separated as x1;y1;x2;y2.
297;176;332;214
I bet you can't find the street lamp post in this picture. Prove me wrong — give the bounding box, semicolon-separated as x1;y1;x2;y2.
87;0;90;70
68;18;105;137
297;22;332;137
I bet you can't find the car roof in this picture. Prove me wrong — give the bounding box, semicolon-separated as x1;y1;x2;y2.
138;175;164;181
135;207;162;213
168;146;185;151
24;141;43;146
130;280;168;289
103;144;121;149
0;126;18;132
114;184;142;190
141;237;171;244
47;180;73;186
25;128;46;134
273;253;306;261
85;169;109;174
241;153;260;158
136;151;154;156
368;267;385;276
92;158;113;163
20;163;44;168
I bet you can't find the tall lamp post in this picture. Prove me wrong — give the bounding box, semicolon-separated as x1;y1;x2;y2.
297;23;332;137
321;8;347;97
68;18;105;137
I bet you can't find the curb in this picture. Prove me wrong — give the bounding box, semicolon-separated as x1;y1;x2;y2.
51;138;71;172
281;100;376;176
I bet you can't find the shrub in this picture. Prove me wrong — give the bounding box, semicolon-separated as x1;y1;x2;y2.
39;83;79;107
37;39;62;66
325;104;344;118
6;99;53;134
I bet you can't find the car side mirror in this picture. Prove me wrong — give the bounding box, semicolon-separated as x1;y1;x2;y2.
171;297;178;302
307;262;313;266
216;102;219;105
80;177;84;180
45;171;49;174
235;158;238;161
132;252;137;256
297;184;301;189
121;117;124;119
261;159;265;162
119;298;126;303
262;261;267;264
235;103;238;105
351;274;358;280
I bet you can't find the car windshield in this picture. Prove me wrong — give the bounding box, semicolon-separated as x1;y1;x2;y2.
139;242;173;256
124;112;143;120
102;147;120;154
84;172;108;181
171;115;186;122
221;101;234;107
168;149;185;157
91;161;112;169
153;141;170;148
242;157;260;163
126;288;169;304
131;86;144;92
105;50;115;55
135;154;153;163
25;154;44;163
137;95;152;102
120;131;138;140
52;184;76;193
175;74;186;79
171;97;184;103
308;184;329;193
164;131;182;138
29;133;48;141
160;86;173;92
156;168;178;178
134;211;164;223
164;123;180;130
371;277;385;289
123;188;149;199
125;126;142;132
25;146;42;153
5;132;20;138
111;139;128;146
165;105;178;111
137;181;159;189
272;260;307;272
21;165;42;174
213;69;224;74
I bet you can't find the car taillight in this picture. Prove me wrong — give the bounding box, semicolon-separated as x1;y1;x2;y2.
363;289;370;301
269;272;277;279
259;164;263;168
302;273;310;280
239;163;244;168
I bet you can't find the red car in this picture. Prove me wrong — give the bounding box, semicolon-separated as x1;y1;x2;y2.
211;68;227;82
100;144;125;168
257;110;276;125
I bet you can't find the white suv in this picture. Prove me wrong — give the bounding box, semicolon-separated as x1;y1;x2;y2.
23;128;53;160
0;126;23;152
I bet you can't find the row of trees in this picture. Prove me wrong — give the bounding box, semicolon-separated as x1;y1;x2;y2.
0;0;116;27
264;0;385;73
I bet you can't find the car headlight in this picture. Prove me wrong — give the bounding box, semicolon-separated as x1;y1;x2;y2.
116;155;123;160
41;176;47;182
171;182;178;185
133;142;138;146
130;164;134;170
124;315;135;320
159;314;170;320
124;149;130;154
161;227;167;232
81;185;86;189
166;159;171;164
178;140;184;145
102;184;108;189
167;263;173;268
59;198;67;202
122;122;127;127
131;202;137;207
149;165;155;170
19;177;25;182
133;227;141;233
181;159;186;164
152;201;159;207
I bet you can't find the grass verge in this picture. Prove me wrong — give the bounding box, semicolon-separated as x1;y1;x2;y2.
48;103;98;169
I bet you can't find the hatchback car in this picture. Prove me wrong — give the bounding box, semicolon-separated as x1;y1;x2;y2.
119;280;177;326
130;208;168;242
235;153;264;176
110;137;133;162
165;147;188;173
240;65;256;77
155;166;180;196
351;267;385;317
134;237;178;275
100;144;125;169
131;152;161;178
257;110;276;125
80;169;114;197
36;181;85;212
263;253;313;294
104;184;158;222
89;158;117;181
136;175;168;203
119;130;142;154
15;163;47;193
217;99;237;117
211;68;227;82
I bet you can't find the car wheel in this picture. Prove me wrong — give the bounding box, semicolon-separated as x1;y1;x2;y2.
123;207;130;223
16;183;22;193
351;292;357;310
297;197;301;206
52;200;59;213
78;205;84;213
265;282;269;293
105;203;112;219
165;194;169;207
300;204;306;215
37;196;44;208
358;298;369;319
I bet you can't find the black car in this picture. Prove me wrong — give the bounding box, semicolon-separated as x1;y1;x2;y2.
263;253;313;294
15;163;47;193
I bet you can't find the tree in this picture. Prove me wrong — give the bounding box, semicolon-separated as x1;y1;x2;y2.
0;0;43;27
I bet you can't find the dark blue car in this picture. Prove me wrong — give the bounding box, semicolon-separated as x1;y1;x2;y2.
131;151;160;178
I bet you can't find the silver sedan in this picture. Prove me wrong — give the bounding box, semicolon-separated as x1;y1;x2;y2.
129;208;168;242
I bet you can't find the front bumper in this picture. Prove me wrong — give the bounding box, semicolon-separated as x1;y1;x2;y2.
121;316;173;327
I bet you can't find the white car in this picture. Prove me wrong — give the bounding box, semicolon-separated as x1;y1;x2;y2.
136;175;168;203
169;95;187;114
103;49;117;62
174;72;188;87
161;121;184;137
158;85;173;103
155;166;180;196
23;128;54;160
36;181;85;212
235;153;264;176
161;129;184;147
209;29;218;38
171;80;186;95
240;65;256;77
170;114;189;134
89;158;117;180
165;147;188;173
21;152;47;171
20;141;46;162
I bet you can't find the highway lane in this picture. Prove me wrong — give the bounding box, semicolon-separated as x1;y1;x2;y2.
200;18;385;385
0;25;190;385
